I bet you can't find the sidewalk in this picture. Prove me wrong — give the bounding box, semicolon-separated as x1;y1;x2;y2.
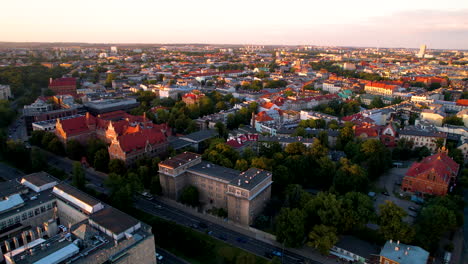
158;197;347;264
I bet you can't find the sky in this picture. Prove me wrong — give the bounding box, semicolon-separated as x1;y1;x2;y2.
1;0;467;49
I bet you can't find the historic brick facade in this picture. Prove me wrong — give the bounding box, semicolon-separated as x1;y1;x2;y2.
55;111;170;164
401;150;459;196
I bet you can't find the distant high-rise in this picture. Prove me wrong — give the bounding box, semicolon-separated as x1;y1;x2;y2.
417;44;427;58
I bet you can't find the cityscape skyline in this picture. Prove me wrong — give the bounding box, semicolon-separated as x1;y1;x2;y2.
1;0;467;49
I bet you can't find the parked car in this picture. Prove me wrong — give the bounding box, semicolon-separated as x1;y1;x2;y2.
408;206;418;212
272;250;283;257
236;237;247;243
381;191;390;196
155;253;163;261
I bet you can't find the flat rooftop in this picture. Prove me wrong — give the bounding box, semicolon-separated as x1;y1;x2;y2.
187;161;240;183
53;183;101;206
90;207;139;235
232;168;272;191
21;172;57;187
159;152;201;169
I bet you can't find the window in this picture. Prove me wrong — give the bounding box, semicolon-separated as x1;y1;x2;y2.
40;206;46;213
22;213;27;220
47;203;52;210
28;211;34;218
35;208;40;215
14;216;20;223
7;218;13;226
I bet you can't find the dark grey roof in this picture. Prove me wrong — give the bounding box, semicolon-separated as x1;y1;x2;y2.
91;207;139;235
335;235;380;259
159;152;201;169
231;168;272;191
180;129;217;143
169;138;193;150
306;128;340;137
187;161;240;182
398;129;446;138
22;172;57;187
259;135;316;144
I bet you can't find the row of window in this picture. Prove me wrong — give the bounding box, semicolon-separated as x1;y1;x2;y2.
0;203;55;230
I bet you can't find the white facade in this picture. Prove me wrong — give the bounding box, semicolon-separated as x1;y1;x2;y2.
322;82;342;94
52;187;104;214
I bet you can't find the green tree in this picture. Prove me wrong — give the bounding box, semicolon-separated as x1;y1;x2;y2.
93;149;109;172
415;204;457;251
333;158;368;194
47;138;64;155
235;159;249;171
360;139;392;179
369;96;385;109
275;208;306;247
443;115;464;126
72;161;86;190
66;139;84;160
179;185;199;207
108;159;127;175
30;130;46;146
307;225;338;255
215;122;228;139
285;142;307;155
378;201;414;243
340;192;375;232
31;148;47;172
283;184;311;209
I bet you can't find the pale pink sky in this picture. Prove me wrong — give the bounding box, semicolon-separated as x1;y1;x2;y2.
1;0;467;49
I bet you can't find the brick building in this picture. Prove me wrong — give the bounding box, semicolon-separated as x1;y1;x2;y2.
55;111;170;164
158;152;272;226
48;77;77;96
401;150;459;196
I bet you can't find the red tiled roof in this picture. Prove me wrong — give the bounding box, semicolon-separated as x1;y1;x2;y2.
355;126;379;137
49;77;76;87
406;152;459;183
456;99;468;106
255;111;274;122
226;139;243;148
261;102;276;109
118;128;166;152
365;82;397;91
59;116;90;136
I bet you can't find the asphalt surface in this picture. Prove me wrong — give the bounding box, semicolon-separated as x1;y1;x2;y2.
136;197;318;264
156;247;190;264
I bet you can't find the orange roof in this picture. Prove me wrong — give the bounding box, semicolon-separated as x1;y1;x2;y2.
255;111;274;122
456;99;468;106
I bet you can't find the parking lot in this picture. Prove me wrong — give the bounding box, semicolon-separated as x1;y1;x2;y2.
373;166;422;223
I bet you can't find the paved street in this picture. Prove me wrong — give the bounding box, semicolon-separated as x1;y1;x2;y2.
156;247;190;264
374;166;421;223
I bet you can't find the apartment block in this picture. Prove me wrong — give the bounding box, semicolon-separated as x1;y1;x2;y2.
158;152;272;226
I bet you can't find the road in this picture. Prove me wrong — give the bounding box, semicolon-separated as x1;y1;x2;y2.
156;247;190;264
136;197;318;264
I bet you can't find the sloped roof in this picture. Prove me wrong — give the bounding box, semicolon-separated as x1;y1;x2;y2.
118;128;166;153
49;77;76;87
255;111;274;122
405;152;459;183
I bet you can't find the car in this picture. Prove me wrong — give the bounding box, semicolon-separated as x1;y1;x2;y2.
236;237;247;243
155;253;164;261
381;191;390;196
218;234;227;241
189;223;199;229
408;206;418;212
207;230;213;236
58;225;68;233
272;251;282;257
154;204;162;209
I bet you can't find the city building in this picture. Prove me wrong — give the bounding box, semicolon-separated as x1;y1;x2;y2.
32;114;83;132
364;82;398;96
417;44;427;58
158;152;272;225
23;98;79;135
48;78;77;96
379;240;429;264
55;111;170;164
398;128;447;152
0;84;12;100
84;98;139;115
0;172;156;264
181;92;204;105
401;150;459;196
